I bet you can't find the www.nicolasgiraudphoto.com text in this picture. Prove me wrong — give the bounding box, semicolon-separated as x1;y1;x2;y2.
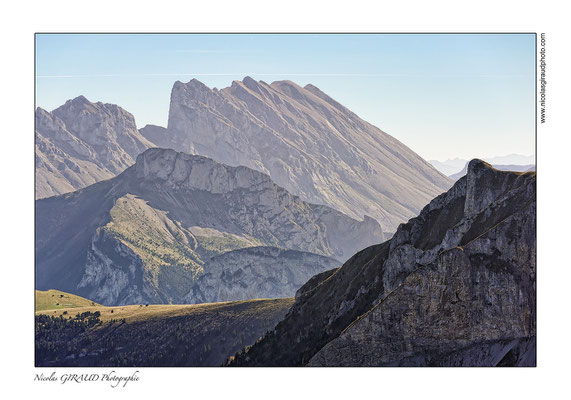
539;33;546;123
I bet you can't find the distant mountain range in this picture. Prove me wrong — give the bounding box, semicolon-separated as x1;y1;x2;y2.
230;160;536;366
430;154;535;178
36;148;381;306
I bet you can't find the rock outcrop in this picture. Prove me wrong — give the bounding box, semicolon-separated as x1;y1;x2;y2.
35;97;154;199
157;77;451;233
184;247;340;304
229;160;535;367
36;148;381;306
449;162;535;180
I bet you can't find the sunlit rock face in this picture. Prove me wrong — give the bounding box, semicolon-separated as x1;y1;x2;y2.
35;97;154;199
158;77;452;235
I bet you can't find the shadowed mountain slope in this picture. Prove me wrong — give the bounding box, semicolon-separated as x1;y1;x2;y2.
36;296;294;367
229;161;536;367
183;246;339;304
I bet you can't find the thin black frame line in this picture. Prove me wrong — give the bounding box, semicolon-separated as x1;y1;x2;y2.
33;32;539;368
35;32;536;34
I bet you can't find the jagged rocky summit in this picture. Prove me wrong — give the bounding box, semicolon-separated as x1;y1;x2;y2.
37;80;452;236
35;96;154;199
229;160;536;367
36;148;382;306
140;77;452;234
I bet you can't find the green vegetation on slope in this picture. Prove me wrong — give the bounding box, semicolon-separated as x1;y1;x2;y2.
193;232;263;260
35;290;101;311
104;194;204;300
102;194;266;302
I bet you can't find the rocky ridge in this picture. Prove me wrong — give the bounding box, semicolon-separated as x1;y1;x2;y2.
35;97;154;199
229;160;536;366
449;162;535;180
36;148;381;306
150;77;452;233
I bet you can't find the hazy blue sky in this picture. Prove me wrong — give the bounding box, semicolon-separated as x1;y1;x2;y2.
35;34;535;161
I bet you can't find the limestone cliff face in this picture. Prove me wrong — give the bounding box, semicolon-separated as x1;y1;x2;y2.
51;96;154;172
184;247;340;304
77;228;147;307
130;148;383;262
230;160;536;367
36;148;381;306
36;108;115;198
35;97;154;199
161;77;452;234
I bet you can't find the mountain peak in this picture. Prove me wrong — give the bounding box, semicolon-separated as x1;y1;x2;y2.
242;75;255;84
270;79;302;91
165;77;452;232
187;78;205;86
41;96;154;181
69;95;91;106
35;107;51;118
54;95;99;115
175;78;210;93
466;158;494;175
241;76;265;92
464;158;531;217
